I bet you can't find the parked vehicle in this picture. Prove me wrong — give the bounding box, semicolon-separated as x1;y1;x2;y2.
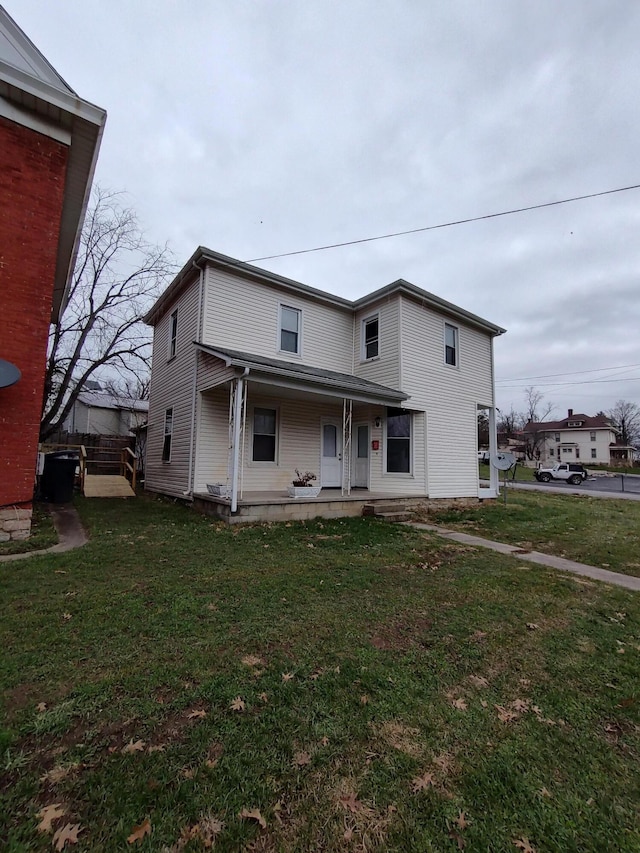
478;450;491;464
534;463;587;485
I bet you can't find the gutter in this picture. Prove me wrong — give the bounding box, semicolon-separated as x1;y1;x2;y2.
184;260;205;497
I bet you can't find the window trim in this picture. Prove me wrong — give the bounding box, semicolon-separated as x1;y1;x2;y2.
384;407;413;476
278;304;302;357
444;322;458;368
250;404;279;465
361;313;380;361
590;431;596;442
162;407;173;462
591;447;597;459
168;309;178;360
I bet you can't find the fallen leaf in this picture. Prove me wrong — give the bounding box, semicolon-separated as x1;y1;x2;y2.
37;803;66;833
230;696;245;712
258;692;268;703
37;702;48;713
526;623;539;631
320;736;330;747
480;699;488;708
511;698;529;713
452;697;468;711
147;744;166;753
513;838;536;853
199;814;224;846
360;694;370;705
54;570;67;574
449;830;466;849
62;613;72;622
242;655;263;667
411;772;435;792
187;709;207;719
292;751;311;767
455;811;471;830
122;739;145;754
40;764;80;784
468;675;489;688
182;767;196;779
339;792;364;813
282;672;294;682
239;808;266;829
495;705;518;723
539;787;551;798
127;818;152;844
344;827;354;841
52;823;81;850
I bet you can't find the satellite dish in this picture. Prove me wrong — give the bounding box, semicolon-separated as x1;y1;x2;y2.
491;451;516;471
0;359;21;388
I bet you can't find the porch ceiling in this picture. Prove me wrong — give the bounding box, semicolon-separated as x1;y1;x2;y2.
195;342;409;407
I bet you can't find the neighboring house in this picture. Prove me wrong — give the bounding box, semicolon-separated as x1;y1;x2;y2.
143;248;505;520
63;391;148;436
0;7;105;539
523;409;630;466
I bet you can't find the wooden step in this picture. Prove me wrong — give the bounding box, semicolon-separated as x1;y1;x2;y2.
83;474;135;498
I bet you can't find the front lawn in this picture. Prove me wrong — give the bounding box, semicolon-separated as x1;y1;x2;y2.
1;495;639;851
423;490;640;578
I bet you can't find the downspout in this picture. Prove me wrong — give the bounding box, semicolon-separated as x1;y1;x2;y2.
489;335;499;496
231;367;250;513
184;261;204;497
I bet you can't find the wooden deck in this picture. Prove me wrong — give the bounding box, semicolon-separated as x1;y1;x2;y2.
83;475;136;498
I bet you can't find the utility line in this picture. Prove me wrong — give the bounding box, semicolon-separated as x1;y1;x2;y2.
498;375;640;390
246;182;640;263
496;362;640;383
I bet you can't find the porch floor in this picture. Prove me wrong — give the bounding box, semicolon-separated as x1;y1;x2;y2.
192;489;429;524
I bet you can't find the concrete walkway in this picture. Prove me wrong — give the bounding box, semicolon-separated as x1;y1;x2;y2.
0;504;88;563
410;522;640;592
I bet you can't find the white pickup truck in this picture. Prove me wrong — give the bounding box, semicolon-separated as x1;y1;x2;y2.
534;463;588;485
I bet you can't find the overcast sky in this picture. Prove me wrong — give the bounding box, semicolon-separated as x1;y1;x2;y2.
12;0;640;418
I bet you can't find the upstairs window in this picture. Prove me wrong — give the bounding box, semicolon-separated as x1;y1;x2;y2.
555;433;560;442
168;309;178;359
444;323;458;367
590;431;596;441
253;407;277;462
386;408;411;473
591;447;597;458
280;306;301;355
567;420;583;427
362;315;379;360
162;408;173;461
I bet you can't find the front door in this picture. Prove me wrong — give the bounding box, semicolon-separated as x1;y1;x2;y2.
321;421;342;487
353;423;369;488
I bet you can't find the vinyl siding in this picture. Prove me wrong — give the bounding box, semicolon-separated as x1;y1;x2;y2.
400;295;494;498
353;298;400;390
194;386;345;493
201;267;353;372
146;275;201;498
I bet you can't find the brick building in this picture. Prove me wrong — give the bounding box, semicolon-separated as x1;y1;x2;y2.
0;7;106;539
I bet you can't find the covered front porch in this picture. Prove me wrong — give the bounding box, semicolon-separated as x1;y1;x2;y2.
192;344;430;519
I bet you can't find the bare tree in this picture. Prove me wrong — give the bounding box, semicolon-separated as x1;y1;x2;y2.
522;387;555;460
41;188;174;440
497;406;523;438
608;399;640;447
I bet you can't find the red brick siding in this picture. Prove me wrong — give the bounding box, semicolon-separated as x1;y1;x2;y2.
0;116;69;508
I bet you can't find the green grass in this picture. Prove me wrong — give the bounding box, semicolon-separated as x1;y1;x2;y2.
0;503;57;555
1;495;639;851
424;490;640;577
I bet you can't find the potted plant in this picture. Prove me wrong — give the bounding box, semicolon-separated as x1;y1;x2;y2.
287;469;321;498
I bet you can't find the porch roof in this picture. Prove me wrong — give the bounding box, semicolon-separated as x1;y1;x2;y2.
194;342;409;406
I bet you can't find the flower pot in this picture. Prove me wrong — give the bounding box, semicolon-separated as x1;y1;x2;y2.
287;485;322;498
207;483;231;498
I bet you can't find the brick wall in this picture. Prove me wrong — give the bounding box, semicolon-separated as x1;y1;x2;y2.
0;116;69;530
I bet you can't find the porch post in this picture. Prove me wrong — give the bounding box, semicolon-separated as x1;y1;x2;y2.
488;406;498;494
342;397;352;496
230;373;246;513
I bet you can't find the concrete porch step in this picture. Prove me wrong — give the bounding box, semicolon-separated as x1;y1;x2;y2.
362;504;414;522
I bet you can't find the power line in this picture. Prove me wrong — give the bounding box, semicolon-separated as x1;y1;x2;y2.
496;362;640;383
246;182;640;263
498;375;640;390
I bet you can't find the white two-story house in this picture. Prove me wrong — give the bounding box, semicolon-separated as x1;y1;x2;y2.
144;248;505;521
525;409;632;466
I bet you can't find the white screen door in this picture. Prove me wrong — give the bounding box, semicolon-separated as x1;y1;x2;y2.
321;421;342;487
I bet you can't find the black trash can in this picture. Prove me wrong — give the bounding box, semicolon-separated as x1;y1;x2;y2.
41;451;79;503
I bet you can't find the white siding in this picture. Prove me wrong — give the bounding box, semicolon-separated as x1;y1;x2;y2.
353;298;400;390
400;295;494;498
146;274;201;498
201;267;353;372
544;427;617;464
